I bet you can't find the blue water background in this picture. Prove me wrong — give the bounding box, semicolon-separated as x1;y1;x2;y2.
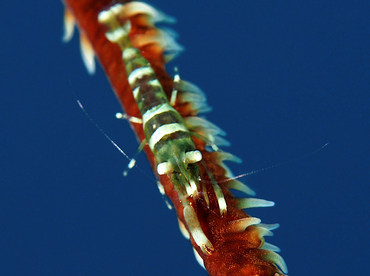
1;1;369;275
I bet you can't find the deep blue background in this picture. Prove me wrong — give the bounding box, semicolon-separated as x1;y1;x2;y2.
1;1;369;275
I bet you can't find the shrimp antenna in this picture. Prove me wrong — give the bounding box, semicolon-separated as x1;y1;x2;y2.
77;100;131;159
76;99;155;181
218;142;329;184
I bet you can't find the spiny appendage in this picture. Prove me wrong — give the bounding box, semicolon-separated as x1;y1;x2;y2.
196;147;287;273
62;8;75;43
222;201;288;274
175;79;212;114
220;216;288;274
230;181;287;272
62;7;96;75
179;137;288;272
185;116;230;148
183;201;214;255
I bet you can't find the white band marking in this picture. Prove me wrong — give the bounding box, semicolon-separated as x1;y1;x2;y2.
142;103;175;126
149;123;188;150
128;67;154;87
